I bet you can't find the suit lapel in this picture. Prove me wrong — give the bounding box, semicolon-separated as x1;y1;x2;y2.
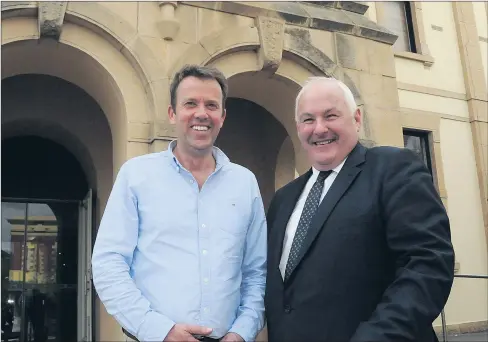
272;170;312;269
286;144;367;282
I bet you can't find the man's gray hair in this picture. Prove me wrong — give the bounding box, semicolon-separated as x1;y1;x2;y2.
295;77;357;121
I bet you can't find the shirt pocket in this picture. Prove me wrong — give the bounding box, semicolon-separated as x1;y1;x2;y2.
214;197;250;237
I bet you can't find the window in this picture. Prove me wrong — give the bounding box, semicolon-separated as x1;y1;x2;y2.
377;2;417;53
403;129;432;173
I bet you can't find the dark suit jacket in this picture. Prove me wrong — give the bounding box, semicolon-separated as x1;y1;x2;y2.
265;143;454;342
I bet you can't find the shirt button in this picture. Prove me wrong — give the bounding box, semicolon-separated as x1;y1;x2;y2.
190;179;194;184
202;250;208;255
203;307;208;312
203;278;209;283
201;224;206;228
284;305;292;314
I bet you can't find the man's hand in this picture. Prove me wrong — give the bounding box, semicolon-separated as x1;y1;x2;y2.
163;324;212;342
221;332;244;342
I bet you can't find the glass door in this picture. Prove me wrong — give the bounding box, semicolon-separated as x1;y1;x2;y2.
1;202;26;342
1;200;81;342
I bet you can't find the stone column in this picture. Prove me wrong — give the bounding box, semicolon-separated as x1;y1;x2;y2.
275;136;296;191
452;2;488;248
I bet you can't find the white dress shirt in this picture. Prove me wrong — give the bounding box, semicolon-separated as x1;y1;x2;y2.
279;158;347;279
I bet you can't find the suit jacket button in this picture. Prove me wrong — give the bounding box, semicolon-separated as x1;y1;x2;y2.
284;305;291;313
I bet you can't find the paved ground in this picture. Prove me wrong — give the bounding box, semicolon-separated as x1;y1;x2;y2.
441;331;488;342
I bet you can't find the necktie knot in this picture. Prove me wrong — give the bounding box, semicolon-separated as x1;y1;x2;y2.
316;170;331;183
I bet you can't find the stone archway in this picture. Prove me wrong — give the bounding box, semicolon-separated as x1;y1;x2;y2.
1;73;112;342
1;5;161;339
1;1;172;164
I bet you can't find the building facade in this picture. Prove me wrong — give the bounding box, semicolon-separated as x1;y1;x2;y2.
1;1;487;341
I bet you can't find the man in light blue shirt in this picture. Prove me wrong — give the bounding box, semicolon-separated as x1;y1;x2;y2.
92;65;267;342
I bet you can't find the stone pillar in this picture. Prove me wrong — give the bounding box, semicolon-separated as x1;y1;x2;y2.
275;136;296;191
452;2;488;249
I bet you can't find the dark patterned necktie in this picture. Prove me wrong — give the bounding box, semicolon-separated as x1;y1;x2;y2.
284;170;332;281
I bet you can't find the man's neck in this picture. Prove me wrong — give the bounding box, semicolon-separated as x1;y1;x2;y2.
173;145;216;173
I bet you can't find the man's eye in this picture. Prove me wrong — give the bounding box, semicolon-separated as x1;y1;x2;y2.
207;103;218;109
185;102;196;107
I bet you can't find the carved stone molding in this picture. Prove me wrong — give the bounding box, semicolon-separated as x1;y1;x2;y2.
38;1;68;40
157;1;180;40
256;16;285;75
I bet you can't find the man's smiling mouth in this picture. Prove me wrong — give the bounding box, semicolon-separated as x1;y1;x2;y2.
313;138;337;146
191;125;210;131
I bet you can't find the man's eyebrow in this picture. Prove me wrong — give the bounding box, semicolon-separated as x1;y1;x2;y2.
322;108;335;114
299;108;334;118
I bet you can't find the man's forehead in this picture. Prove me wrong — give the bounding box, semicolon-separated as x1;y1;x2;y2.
298;91;342;109
302;82;343;100
177;78;222;97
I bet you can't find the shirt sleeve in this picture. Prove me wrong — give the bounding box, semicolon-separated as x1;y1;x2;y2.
228;175;267;341
91;162;176;341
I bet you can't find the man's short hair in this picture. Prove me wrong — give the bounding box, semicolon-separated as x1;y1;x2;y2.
170;65;228;110
295;77;357;121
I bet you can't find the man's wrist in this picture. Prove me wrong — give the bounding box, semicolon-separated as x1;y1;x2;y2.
224;331;245;342
137;311;175;341
228;327;252;342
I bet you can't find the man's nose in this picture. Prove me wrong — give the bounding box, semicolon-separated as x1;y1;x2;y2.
194;104;208;118
314;119;329;134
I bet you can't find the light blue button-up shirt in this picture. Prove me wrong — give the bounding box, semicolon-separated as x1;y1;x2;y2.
92;141;267;342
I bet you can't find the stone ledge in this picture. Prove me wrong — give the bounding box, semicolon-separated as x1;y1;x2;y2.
434;320;488;336
1;1;37;19
180;1;397;45
303;1;369;15
394;50;434;66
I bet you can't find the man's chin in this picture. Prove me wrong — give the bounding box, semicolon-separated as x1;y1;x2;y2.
189;140;213;153
310;150;334;163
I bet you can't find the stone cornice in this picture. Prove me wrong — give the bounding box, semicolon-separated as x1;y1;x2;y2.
180;1;397;45
303;1;369;15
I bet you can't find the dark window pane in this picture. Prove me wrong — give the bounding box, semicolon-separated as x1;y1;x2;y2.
403;130;432;174
378;2;415;52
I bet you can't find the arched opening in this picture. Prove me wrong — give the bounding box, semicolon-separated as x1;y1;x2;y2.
1;74;112;342
2;136;89;200
216;98;291;209
210;69;304;211
1;137;88;342
2;10;160;340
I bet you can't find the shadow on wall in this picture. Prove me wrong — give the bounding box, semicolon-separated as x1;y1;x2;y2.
215;97;289;210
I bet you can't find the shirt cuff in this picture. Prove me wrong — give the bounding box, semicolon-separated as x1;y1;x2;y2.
137;310;175;342
228;315;258;342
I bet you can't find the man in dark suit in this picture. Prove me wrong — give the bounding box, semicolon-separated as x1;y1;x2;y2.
265;77;455;342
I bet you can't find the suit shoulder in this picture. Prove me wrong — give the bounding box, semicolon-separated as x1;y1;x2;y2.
366;145;417;163
366;145;429;180
367;145;405;158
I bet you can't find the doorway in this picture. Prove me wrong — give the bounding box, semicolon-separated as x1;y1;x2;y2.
1;137;93;342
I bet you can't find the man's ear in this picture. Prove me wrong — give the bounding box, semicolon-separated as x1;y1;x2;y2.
219;108;226;128
354;108;362;132
168;105;176;124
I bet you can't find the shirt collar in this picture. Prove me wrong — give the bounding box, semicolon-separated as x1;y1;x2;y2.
166;140;230;172
311;156;348;177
